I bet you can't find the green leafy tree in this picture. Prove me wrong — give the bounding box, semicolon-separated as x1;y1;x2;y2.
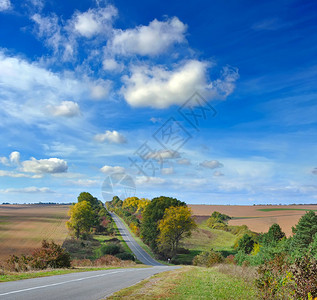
66;201;95;239
141;196;186;250
291;210;317;255
77;192;100;209
157;206;197;256
310;233;317;259
237;234;255;254
261;223;286;245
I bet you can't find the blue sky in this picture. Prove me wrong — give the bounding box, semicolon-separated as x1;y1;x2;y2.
0;0;316;204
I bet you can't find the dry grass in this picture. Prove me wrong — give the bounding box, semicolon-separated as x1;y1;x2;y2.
189;204;317;236
0;205;69;260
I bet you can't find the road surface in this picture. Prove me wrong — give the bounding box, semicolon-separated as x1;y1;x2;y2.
109;212;164;266
0;266;176;300
0;212;173;299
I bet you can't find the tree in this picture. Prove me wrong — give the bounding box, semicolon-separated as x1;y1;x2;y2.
141;196;186;250
66;201;95;239
261;223;286;245
157;206;197;256
291;210;317;255
237;234;255;254
77;192;100;209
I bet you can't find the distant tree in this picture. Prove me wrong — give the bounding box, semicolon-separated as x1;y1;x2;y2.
157;206;197;256
77;192;100;209
291;210;317;255
123;197;150;214
261;223;286;245
141;196;186;250
237;234;255;254
66;201;94;239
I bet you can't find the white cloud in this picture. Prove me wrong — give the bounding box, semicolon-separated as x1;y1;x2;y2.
22;157;68;174
90;80;112;100
121;60;239;108
0;51;106;125
107;17;187;56
102;58;123;72
135;176;166;185
0;187;54;193
0;157;10;166
73;6;117;38
100;165;125;174
48;101;80;117
177;158;191;165
66;179;99;187
146;149;180;160
9;151;20;164
200;160;223;169
0;170;42;178
161;167;174;175
213;171;224;177
94;130;126;144
0;0;11;11
150;117;161;123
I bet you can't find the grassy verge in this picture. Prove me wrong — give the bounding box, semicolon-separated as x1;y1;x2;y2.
107;265;258;299
0;266;121;282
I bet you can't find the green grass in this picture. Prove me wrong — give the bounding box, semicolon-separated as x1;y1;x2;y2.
0;266;121;282
182;221;237;252
257;208;317;212
108;266;258;299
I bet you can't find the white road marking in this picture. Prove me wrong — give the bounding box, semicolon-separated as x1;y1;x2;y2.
0;269;147;297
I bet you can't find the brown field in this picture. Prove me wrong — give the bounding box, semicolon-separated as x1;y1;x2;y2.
0;205;69;261
189;204;317;237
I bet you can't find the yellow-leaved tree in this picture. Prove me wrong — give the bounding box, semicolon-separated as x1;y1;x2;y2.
66;201;94;239
157;206;197;256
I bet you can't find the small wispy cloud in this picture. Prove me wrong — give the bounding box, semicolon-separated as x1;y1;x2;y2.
94;130;127;144
0;187;54;193
200;160;223;169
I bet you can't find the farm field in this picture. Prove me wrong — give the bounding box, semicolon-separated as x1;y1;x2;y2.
0;205;69;261
189;204;317;237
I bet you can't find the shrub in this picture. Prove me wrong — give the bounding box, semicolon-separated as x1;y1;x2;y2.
30;240;71;269
115;252;135;261
193;250;224;267
291;255;317;299
6;240;70;271
95;243;122;257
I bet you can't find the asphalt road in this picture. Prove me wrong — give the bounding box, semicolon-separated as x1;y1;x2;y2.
0;212;172;300
109;212;164;266
0;266;175;300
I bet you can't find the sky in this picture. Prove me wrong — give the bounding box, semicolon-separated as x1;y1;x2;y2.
0;0;316;205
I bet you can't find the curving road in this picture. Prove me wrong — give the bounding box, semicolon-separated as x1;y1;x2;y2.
109;212;164;266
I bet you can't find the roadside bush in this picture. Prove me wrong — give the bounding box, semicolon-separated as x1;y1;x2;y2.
193;250;224;267
6;240;71;271
95;243;122;257
31;240;71;269
6;254;31;272
115;252;135;261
